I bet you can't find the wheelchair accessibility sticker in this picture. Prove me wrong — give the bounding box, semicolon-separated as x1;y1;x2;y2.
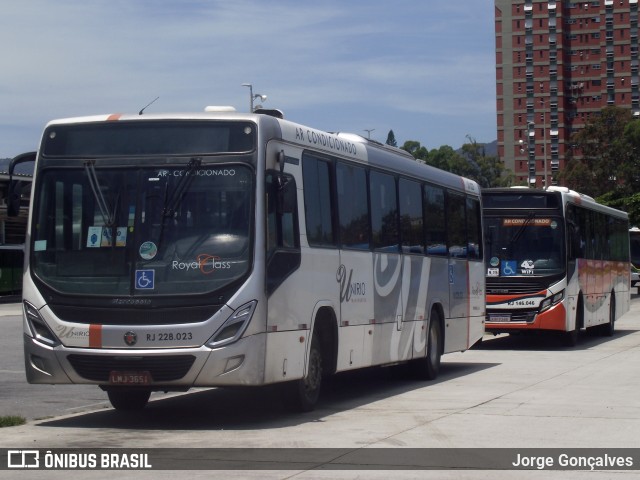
135;270;155;290
501;261;517;276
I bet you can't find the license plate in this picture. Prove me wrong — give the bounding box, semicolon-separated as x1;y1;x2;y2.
109;371;151;385
489;315;511;323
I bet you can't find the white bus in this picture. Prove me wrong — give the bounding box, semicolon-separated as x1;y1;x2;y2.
483;187;630;346
11;108;485;411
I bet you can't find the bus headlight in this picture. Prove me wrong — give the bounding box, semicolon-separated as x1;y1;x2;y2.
540;290;564;313
206;300;257;348
24;301;61;347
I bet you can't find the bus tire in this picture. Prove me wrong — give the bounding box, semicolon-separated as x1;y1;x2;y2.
413;310;442;380
107;389;151;411
283;335;323;413
563;295;582;347
600;293;616;337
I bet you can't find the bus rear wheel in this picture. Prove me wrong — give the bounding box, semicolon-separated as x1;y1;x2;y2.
282;335;323;413
107;389;151;411
599;294;616;337
413;311;442;380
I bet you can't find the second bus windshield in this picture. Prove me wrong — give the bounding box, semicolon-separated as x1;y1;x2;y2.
484;216;565;277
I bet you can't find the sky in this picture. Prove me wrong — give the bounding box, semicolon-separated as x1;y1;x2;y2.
0;0;497;158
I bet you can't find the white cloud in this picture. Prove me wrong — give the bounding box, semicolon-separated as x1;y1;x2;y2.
0;0;496;155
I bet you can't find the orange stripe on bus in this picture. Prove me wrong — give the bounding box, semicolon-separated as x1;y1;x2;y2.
89;324;103;348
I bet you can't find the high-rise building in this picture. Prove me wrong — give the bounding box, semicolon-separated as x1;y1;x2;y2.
495;0;640;187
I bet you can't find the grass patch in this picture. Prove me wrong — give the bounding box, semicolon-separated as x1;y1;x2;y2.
0;416;26;427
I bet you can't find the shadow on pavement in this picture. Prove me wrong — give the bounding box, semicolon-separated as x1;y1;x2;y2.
476;328;635;351
36;360;498;431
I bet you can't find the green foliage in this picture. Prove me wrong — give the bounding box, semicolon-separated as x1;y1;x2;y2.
0;416;26;427
598;191;640;228
561;107;635;197
558;106;640;221
401;140;428;160
400;137;512;188
385;130;397;147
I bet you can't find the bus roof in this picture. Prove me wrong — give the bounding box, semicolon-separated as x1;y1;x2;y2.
43;110;481;197
483;186;628;220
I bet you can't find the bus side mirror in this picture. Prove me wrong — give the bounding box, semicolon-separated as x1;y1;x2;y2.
277;150;285;173
7;151;36;217
7;181;23;217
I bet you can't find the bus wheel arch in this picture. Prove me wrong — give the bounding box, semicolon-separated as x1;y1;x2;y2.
599;290;616;337
312;306;338;377
282;306;337;413
564;292;583;347
412;305;444;380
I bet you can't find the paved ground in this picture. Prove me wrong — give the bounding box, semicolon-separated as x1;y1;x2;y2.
0;297;639;479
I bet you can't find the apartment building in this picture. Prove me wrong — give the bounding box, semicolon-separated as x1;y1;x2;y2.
495;0;640;187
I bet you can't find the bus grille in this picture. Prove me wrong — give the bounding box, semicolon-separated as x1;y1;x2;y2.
49;304;221;325
486;280;547;295
486;310;537;323
67;354;196;382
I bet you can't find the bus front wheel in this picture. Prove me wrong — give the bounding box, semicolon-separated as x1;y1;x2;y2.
107;389;151;411
564;296;583;347
282;335;323;413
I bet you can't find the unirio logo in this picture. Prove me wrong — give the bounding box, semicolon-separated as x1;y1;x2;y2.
336;264;367;303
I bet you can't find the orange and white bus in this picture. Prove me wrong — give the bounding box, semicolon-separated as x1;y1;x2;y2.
483;187;630;346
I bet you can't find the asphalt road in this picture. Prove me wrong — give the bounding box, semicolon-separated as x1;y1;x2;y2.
1;297;640;479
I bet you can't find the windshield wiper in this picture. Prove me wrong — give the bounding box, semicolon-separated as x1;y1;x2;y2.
162;157;202;218
508;212;535;255
155;157;202;251
85;160;116;227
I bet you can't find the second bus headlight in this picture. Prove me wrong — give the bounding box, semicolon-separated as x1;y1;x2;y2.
206;300;257;348
540;290;565;313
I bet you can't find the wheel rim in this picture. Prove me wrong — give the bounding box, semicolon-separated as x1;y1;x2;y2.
304;347;322;396
428;321;440;366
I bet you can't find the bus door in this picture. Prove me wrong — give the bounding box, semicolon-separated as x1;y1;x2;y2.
445;192;470;352
369;171;409;363
335;162;374;369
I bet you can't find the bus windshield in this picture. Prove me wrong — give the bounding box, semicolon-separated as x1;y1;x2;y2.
31;162;254;296
484;215;565;277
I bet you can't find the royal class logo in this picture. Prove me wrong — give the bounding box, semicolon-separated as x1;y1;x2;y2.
171;254;231;274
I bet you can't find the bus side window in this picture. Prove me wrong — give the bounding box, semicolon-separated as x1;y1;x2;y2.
424;184;447;256
336;162;370;250
266;171;301;295
466;196;482;260
302;154;335;246
447;191;467;258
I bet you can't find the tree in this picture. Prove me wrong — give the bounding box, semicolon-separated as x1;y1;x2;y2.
385;130;397;147
561;106;634;197
622;119;640;192
400;137;512;187
458;135;512;187
426;145;459;171
401;140;428;161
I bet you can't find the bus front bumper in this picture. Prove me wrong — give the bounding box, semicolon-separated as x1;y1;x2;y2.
23;332;268;390
485;302;567;334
